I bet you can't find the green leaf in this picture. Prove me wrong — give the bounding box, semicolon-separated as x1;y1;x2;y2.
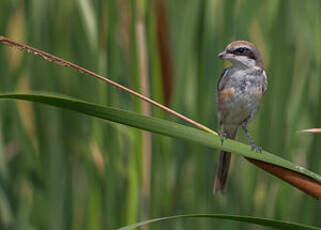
116;214;321;230
0;92;320;183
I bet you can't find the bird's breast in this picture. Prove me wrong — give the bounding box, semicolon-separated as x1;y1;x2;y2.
217;71;263;124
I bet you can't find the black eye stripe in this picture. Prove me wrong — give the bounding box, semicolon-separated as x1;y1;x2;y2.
236;47;245;53
233;47;249;54
232;47;256;60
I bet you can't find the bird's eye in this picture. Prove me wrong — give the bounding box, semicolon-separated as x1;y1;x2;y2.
236;48;245;54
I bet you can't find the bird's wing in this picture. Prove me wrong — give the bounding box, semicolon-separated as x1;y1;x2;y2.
262;70;268;94
217;68;229;91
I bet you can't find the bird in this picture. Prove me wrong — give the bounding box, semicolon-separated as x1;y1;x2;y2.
213;40;268;195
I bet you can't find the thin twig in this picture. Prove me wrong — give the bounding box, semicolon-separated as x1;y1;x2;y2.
297;128;321;133
0;35;216;135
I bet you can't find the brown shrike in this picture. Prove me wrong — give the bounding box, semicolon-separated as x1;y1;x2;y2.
214;41;267;194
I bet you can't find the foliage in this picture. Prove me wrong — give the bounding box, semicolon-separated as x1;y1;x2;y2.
0;0;321;229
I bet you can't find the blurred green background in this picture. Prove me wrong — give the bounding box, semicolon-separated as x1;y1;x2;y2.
1;0;321;229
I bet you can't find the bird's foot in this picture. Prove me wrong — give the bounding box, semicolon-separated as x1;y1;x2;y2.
218;130;228;145
242;122;262;153
250;143;262;153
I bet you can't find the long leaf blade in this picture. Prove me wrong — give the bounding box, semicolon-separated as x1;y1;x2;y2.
116;214;321;230
0;92;320;185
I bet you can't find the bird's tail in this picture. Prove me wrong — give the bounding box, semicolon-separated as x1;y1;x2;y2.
213;127;238;195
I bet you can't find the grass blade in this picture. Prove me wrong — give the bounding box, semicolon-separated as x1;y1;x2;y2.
116;213;321;230
0;92;321;199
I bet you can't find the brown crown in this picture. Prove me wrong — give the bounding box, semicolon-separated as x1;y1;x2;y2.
226;40;264;68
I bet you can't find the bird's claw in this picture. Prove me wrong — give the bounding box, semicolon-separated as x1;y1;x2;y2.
250;143;262;153
218;130;228;145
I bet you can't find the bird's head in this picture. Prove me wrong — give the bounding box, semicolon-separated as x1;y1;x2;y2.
218;41;263;69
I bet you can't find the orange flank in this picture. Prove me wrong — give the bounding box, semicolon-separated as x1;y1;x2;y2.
218;88;235;102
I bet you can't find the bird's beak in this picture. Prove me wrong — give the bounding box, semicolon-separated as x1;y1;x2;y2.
217;50;227;59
